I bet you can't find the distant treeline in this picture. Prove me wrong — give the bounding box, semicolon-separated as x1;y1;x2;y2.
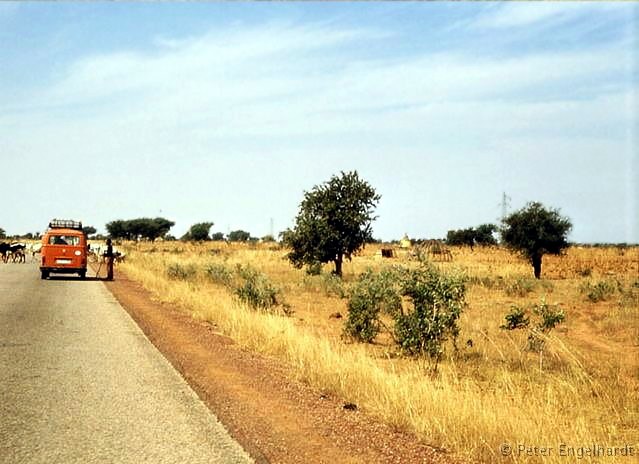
1;221;636;248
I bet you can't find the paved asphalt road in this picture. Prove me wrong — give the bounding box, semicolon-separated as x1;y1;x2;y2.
0;261;253;464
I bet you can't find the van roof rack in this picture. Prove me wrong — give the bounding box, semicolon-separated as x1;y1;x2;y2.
48;219;83;231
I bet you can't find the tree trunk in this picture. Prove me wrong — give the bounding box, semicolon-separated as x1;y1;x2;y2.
531;253;542;279
334;254;343;277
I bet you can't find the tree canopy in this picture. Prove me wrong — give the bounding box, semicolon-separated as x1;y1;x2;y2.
446;224;498;249
182;222;214;241
501;202;572;279
228;230;251;242
106;217;175;241
283;170;380;276
82;226;97;237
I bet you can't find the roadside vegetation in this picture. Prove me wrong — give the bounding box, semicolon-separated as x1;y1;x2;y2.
5;170;637;462
119;241;639;463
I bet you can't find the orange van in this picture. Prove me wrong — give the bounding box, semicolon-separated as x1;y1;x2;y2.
40;219;88;279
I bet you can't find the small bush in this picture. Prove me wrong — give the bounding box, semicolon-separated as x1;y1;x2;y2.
205;262;234;288
504;276;536;297
344;268;402;343
344;265;468;369
166;263;197;281
528;298;565;352
500;298;565;354
500;306;530;330
320;273;347;298
580;279;618;302
394;266;467;366
235;265;290;314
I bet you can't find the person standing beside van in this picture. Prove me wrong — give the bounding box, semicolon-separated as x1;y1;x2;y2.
105;238;114;281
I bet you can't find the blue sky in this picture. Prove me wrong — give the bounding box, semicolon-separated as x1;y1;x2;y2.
1;2;637;243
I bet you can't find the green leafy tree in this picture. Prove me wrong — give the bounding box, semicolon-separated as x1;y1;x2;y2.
446;224;497;249
105;220;129;239
283;171;380;277
141;217;174;241
82;226;97;237
106;217;175;241
211;232;225;241
474;223;498;246
228;230;251;242
446;228;476;247
182;222;214;241
501;202;572;279
0;228;5;239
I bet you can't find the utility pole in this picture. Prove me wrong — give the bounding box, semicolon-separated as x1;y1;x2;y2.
499;192;511;221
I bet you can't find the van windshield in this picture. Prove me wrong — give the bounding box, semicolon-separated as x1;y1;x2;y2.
49;235;80;246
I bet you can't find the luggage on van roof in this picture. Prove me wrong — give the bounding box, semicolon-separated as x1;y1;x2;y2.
48;219;83;231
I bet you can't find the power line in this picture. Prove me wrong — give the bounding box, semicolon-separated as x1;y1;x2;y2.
499;192;511;221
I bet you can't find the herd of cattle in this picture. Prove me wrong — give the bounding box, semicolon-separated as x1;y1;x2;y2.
0;242;125;264
0;242;29;263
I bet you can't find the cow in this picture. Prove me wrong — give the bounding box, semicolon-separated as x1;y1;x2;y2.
88;244;126;264
28;242;42;256
0;242;10;263
10;248;26;263
88;244;103;262
2;243;26;263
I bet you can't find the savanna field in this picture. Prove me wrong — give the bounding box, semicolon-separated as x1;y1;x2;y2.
113;241;638;463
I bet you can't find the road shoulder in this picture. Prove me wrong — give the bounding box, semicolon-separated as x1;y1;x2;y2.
104;270;452;464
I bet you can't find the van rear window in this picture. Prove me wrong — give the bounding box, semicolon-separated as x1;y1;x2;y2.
48;235;80;246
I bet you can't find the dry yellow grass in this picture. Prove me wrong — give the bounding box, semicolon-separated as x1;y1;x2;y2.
119;241;638;463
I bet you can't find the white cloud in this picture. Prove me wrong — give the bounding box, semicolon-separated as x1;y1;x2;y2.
472;2;623;30
2;19;630;161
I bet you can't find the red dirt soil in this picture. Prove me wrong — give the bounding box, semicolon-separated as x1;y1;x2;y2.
104;270;460;464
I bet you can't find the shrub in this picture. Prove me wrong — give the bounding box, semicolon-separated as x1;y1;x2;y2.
504;276;536;297
166;263;197;281
320;273;347;298
344;268;402;343
528;298;565;353
580;279;618;302
500;298;565;356
235;265;290;314
394;266;467;367
500;306;530;330
204;262;235;288
344;265;468;370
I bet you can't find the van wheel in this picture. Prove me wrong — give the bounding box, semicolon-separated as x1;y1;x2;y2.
41;270;49;280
